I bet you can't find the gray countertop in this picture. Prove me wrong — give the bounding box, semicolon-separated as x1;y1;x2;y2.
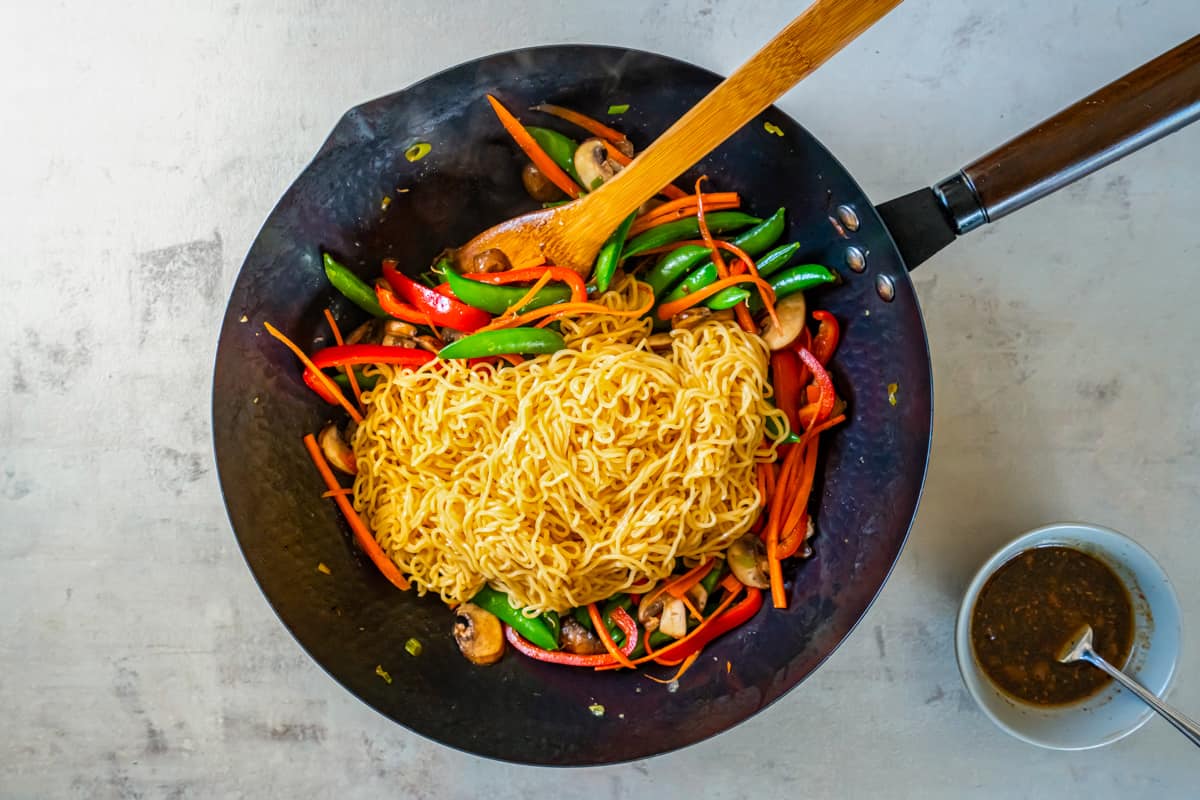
2;1;1197;796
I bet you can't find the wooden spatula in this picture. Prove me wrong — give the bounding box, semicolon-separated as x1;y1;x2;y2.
453;0;903;275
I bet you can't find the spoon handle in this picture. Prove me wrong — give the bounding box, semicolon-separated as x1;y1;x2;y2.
584;0;902;232
1084;651;1200;747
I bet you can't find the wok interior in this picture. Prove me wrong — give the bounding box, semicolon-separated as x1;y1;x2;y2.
212;46;932;765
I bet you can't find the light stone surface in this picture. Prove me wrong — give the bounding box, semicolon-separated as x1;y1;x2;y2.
2;1;1197;797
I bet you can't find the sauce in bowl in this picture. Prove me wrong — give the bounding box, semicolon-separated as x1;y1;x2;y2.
970;546;1134;706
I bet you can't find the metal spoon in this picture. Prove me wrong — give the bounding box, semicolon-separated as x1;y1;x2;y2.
1058;624;1200;747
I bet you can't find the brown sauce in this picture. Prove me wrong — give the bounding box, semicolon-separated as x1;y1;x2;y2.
970;546;1134;706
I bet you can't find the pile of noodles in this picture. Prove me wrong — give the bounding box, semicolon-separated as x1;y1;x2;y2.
351;275;786;613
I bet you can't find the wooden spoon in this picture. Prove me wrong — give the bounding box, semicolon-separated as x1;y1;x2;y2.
454;0;903;275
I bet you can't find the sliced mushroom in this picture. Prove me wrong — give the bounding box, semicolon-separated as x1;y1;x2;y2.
521;163;565;203
658;596;688;639
560;617;607;655
381;333;420;348
453;603;505;665
613;137;635;158
637;593;665;634
414;335;443;354
671;306;711;330
686;583;708;614
645;332;674;351
637;197;664;217
471;247;513;274
346;319;382;346
384;320;417;338
319;423;357;475
440;327;466;345
759;292;807;350
727;533;771;589
573;137;621;190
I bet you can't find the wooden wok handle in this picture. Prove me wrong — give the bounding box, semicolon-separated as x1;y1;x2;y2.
937;34;1200;232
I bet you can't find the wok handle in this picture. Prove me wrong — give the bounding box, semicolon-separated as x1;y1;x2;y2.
878;34;1200;269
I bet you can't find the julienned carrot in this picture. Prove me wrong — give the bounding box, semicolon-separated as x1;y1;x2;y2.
532;103;630;147
602;142;690;200
645;651;700;682
710;240;781;331
695;178;756;334
664;559;715;600
641;192;740;223
487;95;580;199
465;265;587;304
265;322;364;424
323;308;363;411
596;585;743;670
321;487;355;498
628;200;740;237
493;293;655;331
303;434;410;591
767;532;787;609
503;270;554;317
588;603;637;669
777;439;819;559
655;275;773;321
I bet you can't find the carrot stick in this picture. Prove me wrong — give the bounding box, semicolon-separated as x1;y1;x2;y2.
640;192;740;223
664;559;715;600
265;322;363;423
588;602;637;669
489;292;655;331
628;200;740;237
602;143;689;200
303;434;410;591
596;586;742;670
767;533;786;609
778;439;819;558
323;308;364;411
487;95;580;198
532;103;631;147
710;240;781;331
645;651;700;682
321;487;355;499
655;275;773;321
695;178;756;334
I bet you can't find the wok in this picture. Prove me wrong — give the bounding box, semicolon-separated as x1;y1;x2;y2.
212;38;1199;765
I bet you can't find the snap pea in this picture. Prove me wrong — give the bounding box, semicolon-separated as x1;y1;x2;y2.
541;610;561;643
641;209;784;298
591;212;636;293
442;263;569;314
323;253;386;318
700;562;724;596
643;245;711;297
663;242;800;307
702;245;808;309
746;264;837;312
525;126;581;183
438;327;565;359
705;288;751;310
621;211;761;262
331;370;379;392
470;586;560;651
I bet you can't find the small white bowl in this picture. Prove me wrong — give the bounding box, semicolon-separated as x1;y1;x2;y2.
955;522;1181;750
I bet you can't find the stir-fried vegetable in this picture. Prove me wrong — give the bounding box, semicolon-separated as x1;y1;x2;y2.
264;96;857;684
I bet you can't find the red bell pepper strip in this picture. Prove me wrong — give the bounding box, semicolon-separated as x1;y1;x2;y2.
795;347;835;424
654;587;763;666
375;284;434;325
810;310;839;365
382;260;491;332
504;607;639;667
464;266;588;305
770;349;803;433
302;344;434;404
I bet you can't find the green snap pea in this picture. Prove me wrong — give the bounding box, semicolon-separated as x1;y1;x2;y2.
470;586;560;651
643;245;711;297
705;288;751;310
442;263;569;315
591;212;636;293
323;253;386;318
644;209;786;299
747;264;837;312
621;211;761;261
438;327;565;360
754;241;803;278
541;610;561;643
525;126;580;183
332;370;379;392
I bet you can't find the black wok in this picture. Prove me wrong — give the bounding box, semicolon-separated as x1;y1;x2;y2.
212;39;1199;765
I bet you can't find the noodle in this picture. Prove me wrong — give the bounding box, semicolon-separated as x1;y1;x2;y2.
352;276;786;613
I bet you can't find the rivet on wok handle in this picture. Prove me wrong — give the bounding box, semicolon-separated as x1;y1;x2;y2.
846;245;866;273
875;275;895;302
835;204;860;232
